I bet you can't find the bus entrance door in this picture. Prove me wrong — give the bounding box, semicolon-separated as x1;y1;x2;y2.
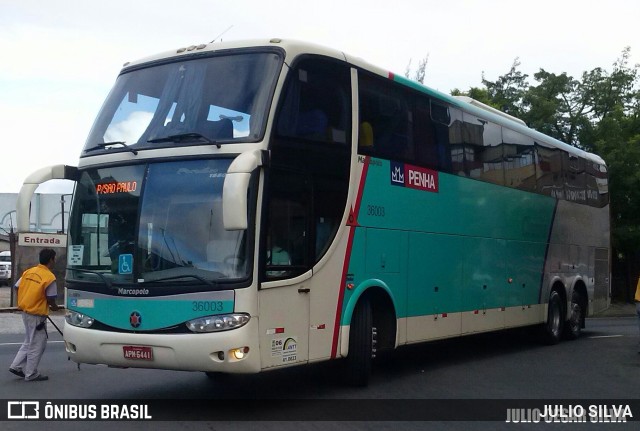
258;275;311;369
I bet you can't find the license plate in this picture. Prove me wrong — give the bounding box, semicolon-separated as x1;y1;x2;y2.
123;346;154;361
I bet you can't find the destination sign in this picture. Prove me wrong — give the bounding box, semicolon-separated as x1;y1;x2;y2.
96;181;138;195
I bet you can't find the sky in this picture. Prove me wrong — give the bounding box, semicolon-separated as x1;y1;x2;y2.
1;0;638;194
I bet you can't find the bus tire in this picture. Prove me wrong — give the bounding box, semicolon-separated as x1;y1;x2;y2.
564;290;584;340
542;290;564;345
345;297;375;387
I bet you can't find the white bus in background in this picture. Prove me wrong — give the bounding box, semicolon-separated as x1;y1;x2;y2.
0;251;11;286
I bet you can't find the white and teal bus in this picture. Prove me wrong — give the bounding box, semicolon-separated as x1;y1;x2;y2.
17;39;610;385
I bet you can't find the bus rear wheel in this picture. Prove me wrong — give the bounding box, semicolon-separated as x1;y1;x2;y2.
564;290;584;340
542;290;564;345
345;297;376;386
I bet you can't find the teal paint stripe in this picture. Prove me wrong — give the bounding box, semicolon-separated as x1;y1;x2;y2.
359;158;555;240
340;160;556;324
68;298;234;331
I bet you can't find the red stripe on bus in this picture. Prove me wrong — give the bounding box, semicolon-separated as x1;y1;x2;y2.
331;156;370;358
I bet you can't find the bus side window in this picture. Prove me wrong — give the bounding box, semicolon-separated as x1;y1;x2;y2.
358;72;413;161
276;59;349;144
414;98;438;169
502;128;534;190
429;102;457;174
264;170;309;279
586;161;609;208
535;144;563;198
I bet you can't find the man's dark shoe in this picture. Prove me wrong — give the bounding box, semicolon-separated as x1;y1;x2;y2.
26;374;48;382
9;368;25;378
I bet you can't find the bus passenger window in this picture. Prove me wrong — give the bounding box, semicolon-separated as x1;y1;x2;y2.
358;73;413;161
414;98;438;169
427;103;462;174
276;58;350;144
535;144;563;198
502;128;534;190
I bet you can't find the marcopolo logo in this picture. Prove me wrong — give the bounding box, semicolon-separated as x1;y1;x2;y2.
390;161;439;193
117;288;149;296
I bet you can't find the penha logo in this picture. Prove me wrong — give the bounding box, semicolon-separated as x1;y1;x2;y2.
390;161;405;185
390;161;439;193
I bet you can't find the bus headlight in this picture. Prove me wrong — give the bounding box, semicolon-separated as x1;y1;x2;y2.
186;313;250;333
65;310;95;328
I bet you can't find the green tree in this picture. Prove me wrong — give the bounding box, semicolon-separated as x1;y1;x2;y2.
404;55;429;84
524;70;589;148
480;58;529;119
451;87;493;105
588;51;640;292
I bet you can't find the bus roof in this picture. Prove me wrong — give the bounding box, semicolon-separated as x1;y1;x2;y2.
121;38;605;167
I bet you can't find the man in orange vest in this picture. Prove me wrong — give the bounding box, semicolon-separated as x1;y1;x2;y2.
9;248;60;381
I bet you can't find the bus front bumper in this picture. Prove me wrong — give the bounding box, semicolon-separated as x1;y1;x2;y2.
63;318;261;374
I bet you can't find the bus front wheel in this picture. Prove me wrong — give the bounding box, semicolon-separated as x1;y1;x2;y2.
345;297;376;386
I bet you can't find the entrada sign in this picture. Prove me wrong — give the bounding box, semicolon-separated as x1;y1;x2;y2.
18;233;67;248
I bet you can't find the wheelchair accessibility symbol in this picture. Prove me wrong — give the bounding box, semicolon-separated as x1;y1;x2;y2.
119;254;133;274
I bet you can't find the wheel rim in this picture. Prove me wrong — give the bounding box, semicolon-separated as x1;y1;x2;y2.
549;297;561;337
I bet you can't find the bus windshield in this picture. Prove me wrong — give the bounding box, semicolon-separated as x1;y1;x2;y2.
67;158;250;287
83;50;282;153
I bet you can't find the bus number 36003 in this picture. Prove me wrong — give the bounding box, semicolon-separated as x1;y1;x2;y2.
367;205;385;217
192;301;225;312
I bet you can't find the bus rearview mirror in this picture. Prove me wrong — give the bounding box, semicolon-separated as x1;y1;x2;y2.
223;172;251;230
222;150;265;231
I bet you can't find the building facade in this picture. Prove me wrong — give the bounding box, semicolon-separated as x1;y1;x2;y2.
0;192;71;305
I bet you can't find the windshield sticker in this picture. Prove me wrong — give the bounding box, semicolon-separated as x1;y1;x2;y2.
271;336;298;364
68;245;84;266
118;254;133;274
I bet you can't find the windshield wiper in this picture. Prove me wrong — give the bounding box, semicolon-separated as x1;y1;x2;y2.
67;268;114;289
139;274;217;288
85;141;138;155
147;133;221;149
